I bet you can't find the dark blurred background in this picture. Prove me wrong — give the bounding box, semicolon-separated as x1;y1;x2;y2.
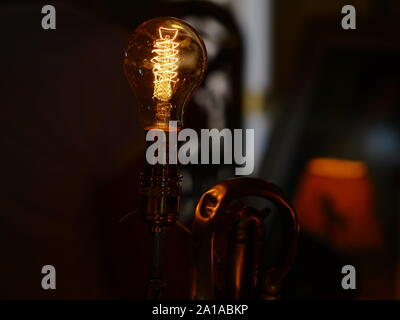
0;0;399;299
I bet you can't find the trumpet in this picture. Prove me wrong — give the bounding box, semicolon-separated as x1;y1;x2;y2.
191;177;299;300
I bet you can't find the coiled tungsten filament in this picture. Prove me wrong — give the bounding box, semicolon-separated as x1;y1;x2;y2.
151;27;179;102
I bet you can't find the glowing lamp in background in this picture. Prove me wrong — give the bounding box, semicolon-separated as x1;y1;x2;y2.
295;157;383;250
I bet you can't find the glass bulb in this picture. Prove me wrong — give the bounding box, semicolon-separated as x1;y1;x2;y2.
124;17;207;131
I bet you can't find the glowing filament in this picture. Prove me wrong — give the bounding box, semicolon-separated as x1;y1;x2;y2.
151;27;179;102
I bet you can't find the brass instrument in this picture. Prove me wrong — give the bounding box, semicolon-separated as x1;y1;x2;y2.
191;177;299;300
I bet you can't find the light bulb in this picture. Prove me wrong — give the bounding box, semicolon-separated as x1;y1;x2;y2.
124;17;207;131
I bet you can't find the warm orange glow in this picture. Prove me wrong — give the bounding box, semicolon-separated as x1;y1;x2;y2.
307;158;367;179
151;27;179;102
295;157;383;250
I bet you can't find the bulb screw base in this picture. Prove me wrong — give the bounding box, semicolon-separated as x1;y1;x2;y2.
139;163;182;233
